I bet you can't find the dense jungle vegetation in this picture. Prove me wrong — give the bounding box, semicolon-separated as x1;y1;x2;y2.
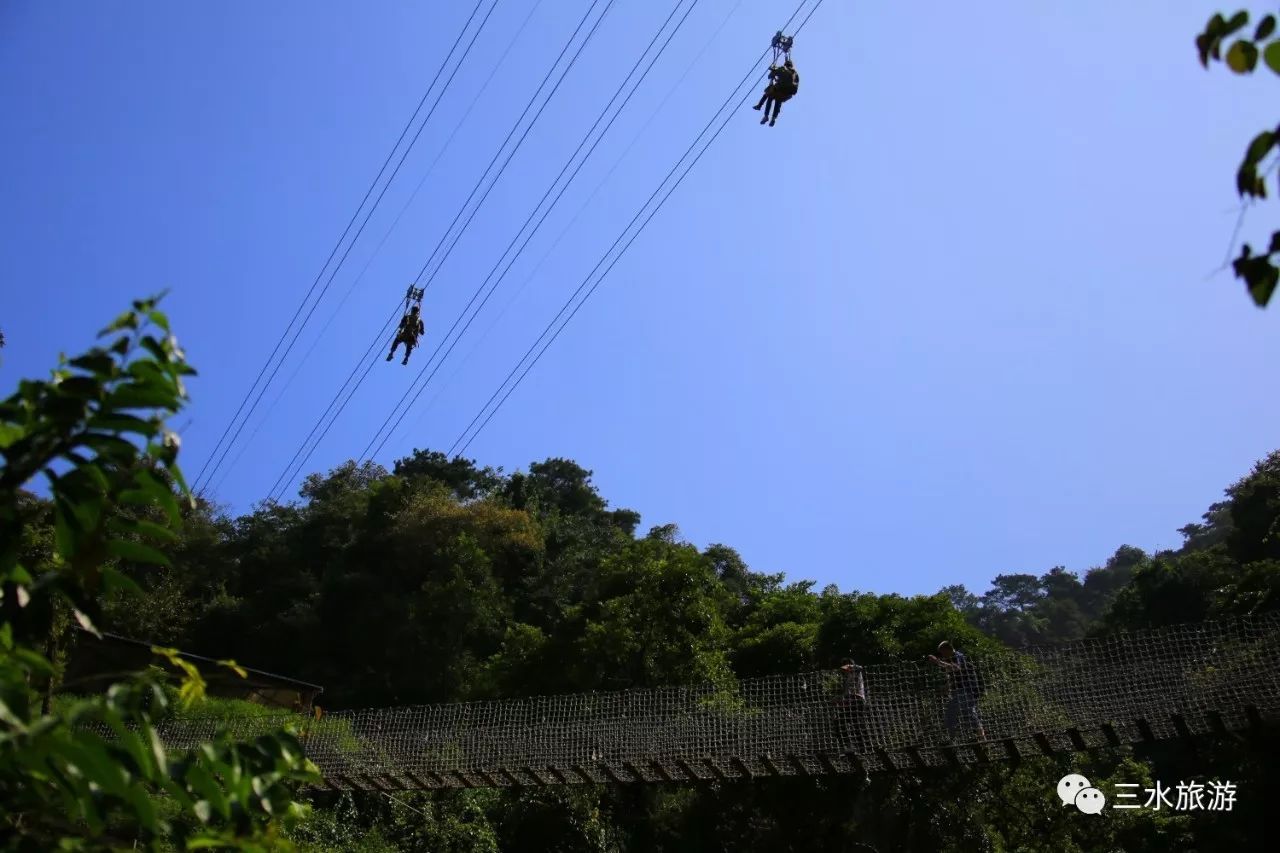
3;297;1278;852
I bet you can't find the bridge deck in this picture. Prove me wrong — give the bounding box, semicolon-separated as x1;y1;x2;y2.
150;614;1280;790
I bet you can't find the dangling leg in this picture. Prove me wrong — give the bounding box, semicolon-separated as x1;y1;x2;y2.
401;339;415;365
769;98;783;126
753;84;771;110
759;95;773;124
387;336;401;361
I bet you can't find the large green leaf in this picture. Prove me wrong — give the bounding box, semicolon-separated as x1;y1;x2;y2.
1248;265;1278;306
1226;39;1258;73
1244;129;1276;166
1265;40;1280;75
101;565;144;596
0;421;23;449
106;538;171;566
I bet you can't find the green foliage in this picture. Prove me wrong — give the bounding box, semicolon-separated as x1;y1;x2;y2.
53;342;1273;851
1197;9;1280;306
0;297;319;850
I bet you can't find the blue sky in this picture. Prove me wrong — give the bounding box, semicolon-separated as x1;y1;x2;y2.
3;0;1277;598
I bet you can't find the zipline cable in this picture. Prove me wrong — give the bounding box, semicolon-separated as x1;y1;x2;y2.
268;0;617;499
399;0;747;441
413;0;615;295
212;0;544;496
449;0;826;457
363;0;704;461
194;0;497;493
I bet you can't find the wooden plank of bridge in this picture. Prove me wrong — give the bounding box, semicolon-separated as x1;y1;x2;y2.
1001;738;1021;764
939;745;961;767
497;768;522;787
1100;723;1121;747
1066;728;1088;752
1134;718;1156;743
703;758;728;781
875;748;897;771
571;766;595;784
730;756;752;779
622;761;646;782
335;773;357;790
380;773;406;790
817;753;840;775
1245;704;1265;730
425;770;448;788
674;759;703;782
1205;710;1229;736
1033;733;1055;756
1170;713;1194;743
649;759;675;782
451;770;476;788
760;755;783;777
404;771;433;790
972;742;990;763
547;766;569;785
517;767;546;786
598;764;626;784
843;751;868;777
787;755;811;776
906;746;927;769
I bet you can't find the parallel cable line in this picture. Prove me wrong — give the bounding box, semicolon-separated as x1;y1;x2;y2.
364;0;704;462
208;0;548;495
449;0;826;456
268;0;617;499
397;0;749;441
412;0;615;296
194;0;496;493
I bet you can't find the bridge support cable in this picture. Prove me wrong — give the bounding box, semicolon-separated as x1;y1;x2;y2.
361;0;706;462
193;0;498;494
267;0;618;499
449;0;825;457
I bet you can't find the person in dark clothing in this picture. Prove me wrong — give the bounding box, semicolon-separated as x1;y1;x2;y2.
927;641;986;740
753;58;800;126
387;304;425;365
832;657;871;753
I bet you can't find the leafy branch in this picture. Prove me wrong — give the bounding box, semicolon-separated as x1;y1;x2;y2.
0;296;319;850
1197;9;1280;306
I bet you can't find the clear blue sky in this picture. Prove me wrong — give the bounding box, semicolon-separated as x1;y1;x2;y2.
3;1;1277;598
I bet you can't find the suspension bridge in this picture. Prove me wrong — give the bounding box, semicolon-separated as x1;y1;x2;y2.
152;613;1280;791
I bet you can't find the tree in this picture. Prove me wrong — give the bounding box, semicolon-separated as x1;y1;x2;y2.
1197;9;1280;306
0;297;317;849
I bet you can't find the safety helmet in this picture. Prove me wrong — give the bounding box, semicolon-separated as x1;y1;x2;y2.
410;304;420;312
784;57;793;67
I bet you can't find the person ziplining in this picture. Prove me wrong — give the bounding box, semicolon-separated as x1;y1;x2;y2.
753;31;800;127
387;286;426;365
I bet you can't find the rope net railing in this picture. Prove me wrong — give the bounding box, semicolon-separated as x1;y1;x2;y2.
144;614;1280;790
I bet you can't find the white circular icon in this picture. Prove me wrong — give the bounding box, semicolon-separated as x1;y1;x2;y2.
1056;773;1091;806
1075;786;1106;814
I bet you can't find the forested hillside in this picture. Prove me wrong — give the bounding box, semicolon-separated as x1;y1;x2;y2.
32;436;1280;851
4;299;1277;851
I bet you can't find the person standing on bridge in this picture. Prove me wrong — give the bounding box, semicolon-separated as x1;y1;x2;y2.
832;657;871;755
928;641;986;741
